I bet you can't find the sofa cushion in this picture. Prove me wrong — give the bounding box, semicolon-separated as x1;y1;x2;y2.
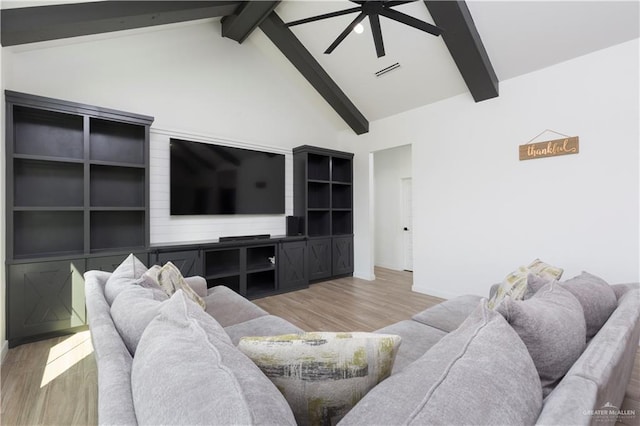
131;290;296;426
497;281;586;396
224;315;304;346
339;300;543;426
155;261;206;309
375;320;447;374
411;295;482;333
110;285;168;355
238;332;401;426
561;272;618;338
104;253;148;305
204;285;269;327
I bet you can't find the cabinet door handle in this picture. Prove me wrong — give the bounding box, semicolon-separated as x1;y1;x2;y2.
403;227;409;231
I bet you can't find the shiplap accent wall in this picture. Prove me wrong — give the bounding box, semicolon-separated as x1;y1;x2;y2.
149;128;293;245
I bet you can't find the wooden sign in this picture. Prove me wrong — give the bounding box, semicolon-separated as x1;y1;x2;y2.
519;136;579;161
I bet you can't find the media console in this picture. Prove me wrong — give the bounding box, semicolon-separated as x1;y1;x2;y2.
150;236;307;300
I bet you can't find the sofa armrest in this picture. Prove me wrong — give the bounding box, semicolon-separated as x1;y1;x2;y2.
184;275;208;298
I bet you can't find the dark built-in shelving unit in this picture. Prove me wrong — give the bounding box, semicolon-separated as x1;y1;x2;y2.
293;146;354;280
5;91;154;347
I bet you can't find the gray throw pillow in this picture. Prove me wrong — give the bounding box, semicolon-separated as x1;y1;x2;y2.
110;285;168;355
497;281;586;396
561;271;617;338
104;253;148;305
339;300;543;426
131;290;296;426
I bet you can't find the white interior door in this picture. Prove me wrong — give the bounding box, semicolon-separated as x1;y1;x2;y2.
401;178;413;271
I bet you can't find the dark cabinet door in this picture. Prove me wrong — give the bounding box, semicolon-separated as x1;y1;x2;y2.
279;241;308;290
152;250;202;277
8;259;86;345
332;236;354;276
86;252;149;272
308;238;331;281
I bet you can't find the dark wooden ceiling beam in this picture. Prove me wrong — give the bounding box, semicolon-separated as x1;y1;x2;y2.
424;0;499;102
222;1;280;43
1;1;242;46
259;12;369;135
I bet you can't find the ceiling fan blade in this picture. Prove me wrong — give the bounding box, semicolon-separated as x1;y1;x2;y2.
384;0;417;7
368;13;385;58
379;8;442;36
324;11;367;54
285;7;361;27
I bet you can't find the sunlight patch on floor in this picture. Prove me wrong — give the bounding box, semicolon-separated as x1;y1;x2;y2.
40;330;94;388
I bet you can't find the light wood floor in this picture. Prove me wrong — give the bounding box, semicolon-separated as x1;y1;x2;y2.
1;267;638;425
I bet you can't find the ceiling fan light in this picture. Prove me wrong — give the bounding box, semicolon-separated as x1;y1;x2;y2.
353;23;364;34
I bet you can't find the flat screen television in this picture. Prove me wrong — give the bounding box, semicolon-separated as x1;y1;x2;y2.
170;138;285;215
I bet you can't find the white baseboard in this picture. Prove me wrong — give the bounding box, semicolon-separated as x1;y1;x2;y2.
0;340;8;365
354;270;376;281
411;284;459;300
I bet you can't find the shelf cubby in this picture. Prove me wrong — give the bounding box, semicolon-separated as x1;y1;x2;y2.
308;210;331;237
247;245;276;272
90;210;145;251
14;159;84;207
332;211;353;235
14;211;84;258
308;181;330;209
331;157;352;183
247;270;276;299
13;106;84;160
205;249;240;278
90;118;145;165
307;153;330;181
90;165;145;207
207;275;240;293
331;184;352;209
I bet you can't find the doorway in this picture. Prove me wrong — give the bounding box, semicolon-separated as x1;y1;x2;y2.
373;145;412;272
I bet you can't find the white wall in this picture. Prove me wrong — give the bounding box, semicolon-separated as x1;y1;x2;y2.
374;145;412;270
344;39;640;298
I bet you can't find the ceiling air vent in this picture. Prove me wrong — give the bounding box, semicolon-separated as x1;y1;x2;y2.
375;62;400;77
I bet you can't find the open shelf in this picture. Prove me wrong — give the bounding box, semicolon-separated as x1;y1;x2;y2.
307;153;330;181
332;211;353;235
205;249;240;278
332;156;352;183
90;165;145;207
207;275;240;293
90;210;145;251
14;211;84;258
13;106;84;160
90;118;145;165
14;159;84;207
332;184;352;209
247;270;276;299
308;181;330;209
308;210;330;237
247;245;276;272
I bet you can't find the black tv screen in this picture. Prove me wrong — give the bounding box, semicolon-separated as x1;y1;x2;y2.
170;138;285;215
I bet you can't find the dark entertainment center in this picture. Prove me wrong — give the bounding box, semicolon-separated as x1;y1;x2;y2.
4;91;354;346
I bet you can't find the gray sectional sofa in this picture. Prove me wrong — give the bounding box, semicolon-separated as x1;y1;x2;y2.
86;259;639;426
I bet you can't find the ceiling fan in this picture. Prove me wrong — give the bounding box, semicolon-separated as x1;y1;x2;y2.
284;0;443;58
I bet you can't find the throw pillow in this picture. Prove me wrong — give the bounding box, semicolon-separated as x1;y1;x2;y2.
156;261;206;309
111;285;167;355
562;271;617;338
104;253;148;305
339;300;543;426
132;290;296;425
238;332;401;426
527;258;564;280
488;258;563;309
497;281;586;396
